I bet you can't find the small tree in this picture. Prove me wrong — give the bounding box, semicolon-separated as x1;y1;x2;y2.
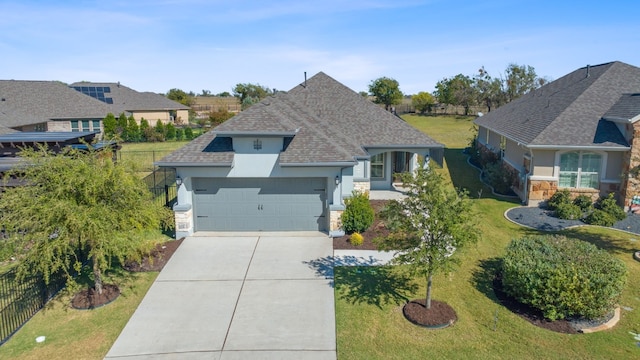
103;113;117;138
117;112;128;140
0;147;173;294
377;167;478;308
368;77;403;111
411;92;435;114
184;127;194;140
165;122;176;140
139;118;150;141
126;115;140;142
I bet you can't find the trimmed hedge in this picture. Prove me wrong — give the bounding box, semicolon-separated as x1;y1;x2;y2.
501;235;627;321
341;191;374;234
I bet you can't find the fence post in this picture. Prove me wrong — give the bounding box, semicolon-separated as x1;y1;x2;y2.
165;184;169;206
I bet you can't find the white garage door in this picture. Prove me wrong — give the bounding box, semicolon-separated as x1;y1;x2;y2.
192;177;327;231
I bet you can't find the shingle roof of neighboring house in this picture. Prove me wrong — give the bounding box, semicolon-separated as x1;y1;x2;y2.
70;82;190;115
158;72;443;166
0;80;112;128
474;61;640;149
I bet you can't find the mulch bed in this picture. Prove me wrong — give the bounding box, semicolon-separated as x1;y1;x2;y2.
71;284;120;310
333;200;391;250
123;237;184;272
71;238;184;309
403;299;457;328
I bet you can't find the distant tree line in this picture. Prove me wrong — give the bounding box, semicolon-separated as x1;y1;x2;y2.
367;63;549;116
103;113;197;143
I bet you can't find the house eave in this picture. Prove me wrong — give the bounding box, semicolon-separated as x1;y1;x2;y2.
280;161;358;167
155;161;232;168
526;145;630;151
214;131;298;137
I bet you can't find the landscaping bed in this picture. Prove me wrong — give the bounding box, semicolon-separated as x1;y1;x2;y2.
333;200;390;250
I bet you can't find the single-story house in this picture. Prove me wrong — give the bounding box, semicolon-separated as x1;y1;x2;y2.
0;80;111;133
70;82;190;126
157;72;444;237
474;61;640;207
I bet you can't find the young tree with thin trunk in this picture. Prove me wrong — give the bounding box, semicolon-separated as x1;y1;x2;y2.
368;77;403;111
377;167;478;309
0;146;173;294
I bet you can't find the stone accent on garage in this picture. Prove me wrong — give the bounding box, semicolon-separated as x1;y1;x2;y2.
353;181;370;193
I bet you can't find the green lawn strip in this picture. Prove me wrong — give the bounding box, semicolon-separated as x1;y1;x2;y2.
0;270;158;360
335;115;640;359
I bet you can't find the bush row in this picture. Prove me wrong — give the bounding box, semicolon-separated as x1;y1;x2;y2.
547;190;626;226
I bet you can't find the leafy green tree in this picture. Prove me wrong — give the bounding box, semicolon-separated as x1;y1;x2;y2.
166;88;194;107
377;167;478;309
504;63;539;102
165;122;176;140
411;92;435;115
233;83;272;110
0;147;173;294
184;126;194;140
368;77;403;111
103;113;117;138
126;115;140;142
175;128;184;141
117;112;128;140
208;108;235;127
139;118;151;142
154;120;166;142
216;91;231;97
434;74;477;115
473;66;505;112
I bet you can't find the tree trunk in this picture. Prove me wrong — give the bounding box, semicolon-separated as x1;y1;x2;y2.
93;256;103;295
425;273;433;309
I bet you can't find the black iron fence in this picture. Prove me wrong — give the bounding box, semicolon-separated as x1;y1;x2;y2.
117;150;177;208
0;268;67;345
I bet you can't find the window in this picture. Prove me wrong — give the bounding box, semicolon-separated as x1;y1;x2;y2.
559;152;601;189
92;120;101;132
71;120;79;132
82;120;90;131
371;153;385;179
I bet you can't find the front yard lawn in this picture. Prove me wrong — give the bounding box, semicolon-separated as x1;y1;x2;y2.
335;115;640;359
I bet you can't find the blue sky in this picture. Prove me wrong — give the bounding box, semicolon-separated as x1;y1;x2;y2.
1;0;638;95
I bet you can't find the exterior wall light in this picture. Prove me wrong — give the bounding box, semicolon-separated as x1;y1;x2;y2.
335;176;340;185
176;176;183;187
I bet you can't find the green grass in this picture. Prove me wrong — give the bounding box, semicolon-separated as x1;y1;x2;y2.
119;140;191;152
0;270;159;360
336;115;640;359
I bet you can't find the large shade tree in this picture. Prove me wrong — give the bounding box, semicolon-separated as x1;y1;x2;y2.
233;83;273;110
377;167;478;309
0;147;173;294
368;76;403;111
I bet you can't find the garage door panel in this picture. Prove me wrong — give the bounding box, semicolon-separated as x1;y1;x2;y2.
193;177;326;231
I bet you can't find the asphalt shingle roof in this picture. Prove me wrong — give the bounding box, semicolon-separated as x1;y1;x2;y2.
159;72;443;166
474;61;640;148
70;82;189;115
0;80;112;128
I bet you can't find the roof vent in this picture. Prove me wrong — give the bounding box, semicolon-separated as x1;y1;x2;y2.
303;72;307;88
586;64;590;78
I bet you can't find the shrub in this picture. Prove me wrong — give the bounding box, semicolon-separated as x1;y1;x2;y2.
555;202;583;220
341;191;374;234
547;189;571;210
349;232;364;246
502;235;627;320
583;209;617;227
573;195;594;212
596;193;626;221
484;162;513;195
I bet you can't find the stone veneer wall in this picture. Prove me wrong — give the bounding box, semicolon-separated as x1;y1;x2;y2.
620;121;640;208
353;181;370;193
330;210;343;232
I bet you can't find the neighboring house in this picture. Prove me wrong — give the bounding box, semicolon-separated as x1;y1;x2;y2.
70;82;190;126
474;61;640;207
157;72;444;237
0;80;111;133
0;131;117;187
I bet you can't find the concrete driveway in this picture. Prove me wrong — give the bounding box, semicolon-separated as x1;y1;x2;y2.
105;232;336;360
